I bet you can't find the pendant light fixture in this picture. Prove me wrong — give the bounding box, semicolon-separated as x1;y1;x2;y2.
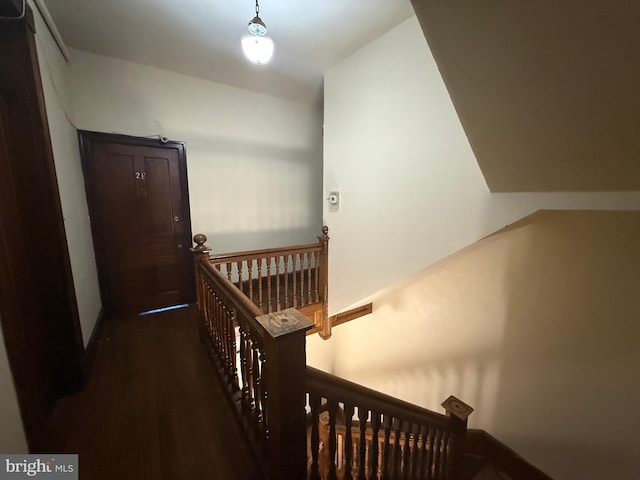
241;0;274;66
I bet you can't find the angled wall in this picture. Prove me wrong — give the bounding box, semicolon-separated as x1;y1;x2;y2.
322;15;640;315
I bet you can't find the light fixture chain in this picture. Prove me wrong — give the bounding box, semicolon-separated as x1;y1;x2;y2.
255;0;259;16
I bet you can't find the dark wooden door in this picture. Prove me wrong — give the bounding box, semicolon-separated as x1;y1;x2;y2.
80;132;193;316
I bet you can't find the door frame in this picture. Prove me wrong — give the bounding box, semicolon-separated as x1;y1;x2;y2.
0;2;85;450
78;131;195;315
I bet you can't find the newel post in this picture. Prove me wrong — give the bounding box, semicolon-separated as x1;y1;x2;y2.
442;396;473;480
317;226;331;339
257;309;315;480
190;234;211;333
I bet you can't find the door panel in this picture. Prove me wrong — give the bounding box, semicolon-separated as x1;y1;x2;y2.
80;133;193;316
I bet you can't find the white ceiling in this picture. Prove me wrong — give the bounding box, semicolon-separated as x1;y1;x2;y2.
42;0;415;105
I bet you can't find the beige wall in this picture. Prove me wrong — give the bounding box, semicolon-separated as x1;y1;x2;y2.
320;210;640;480
69;49;324;254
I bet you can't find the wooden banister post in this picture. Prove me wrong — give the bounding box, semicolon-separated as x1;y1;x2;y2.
441;396;473;480
256;308;315;480
190;234;211;335
317;226;331;339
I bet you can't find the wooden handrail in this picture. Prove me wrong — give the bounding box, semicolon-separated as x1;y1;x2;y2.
307;367;455;430
306;367;472;480
192;231;475;480
209;242;322;263
194;227;332;338
192;240;313;479
198;256;266;335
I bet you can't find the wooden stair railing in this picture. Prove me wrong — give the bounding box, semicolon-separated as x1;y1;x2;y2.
192;239;314;479
191;236;473;479
194;227;332;338
191;233;553;480
306;367;473;480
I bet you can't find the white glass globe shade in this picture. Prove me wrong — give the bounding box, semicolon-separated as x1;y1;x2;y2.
242;35;274;65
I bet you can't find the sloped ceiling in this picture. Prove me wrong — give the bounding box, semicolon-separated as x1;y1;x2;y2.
411;0;640;192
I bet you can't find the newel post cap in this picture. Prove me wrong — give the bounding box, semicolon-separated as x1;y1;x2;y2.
442;395;474;421
318;225;329;241
256;308;315;339
192;233;210;252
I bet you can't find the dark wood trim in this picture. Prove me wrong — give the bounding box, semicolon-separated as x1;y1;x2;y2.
0;0;34;31
0;9;85;451
331;303;373;328
465;429;553;480
82;307;107;379
78;130;195;314
0;0;23;17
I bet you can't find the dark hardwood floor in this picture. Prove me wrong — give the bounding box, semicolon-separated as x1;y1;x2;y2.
44;306;263;480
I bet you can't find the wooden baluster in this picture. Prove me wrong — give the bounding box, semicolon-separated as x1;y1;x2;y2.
438;431;449;480
275;255;281;311
292;254;298;308
222;304;230;376
343;403;355;480
213;290;221;350
424;427;434;480
226;261;232;282
251;341;262;430
391;419;403;478
431;429;442;480
309;394;322;480
328;400;339;480
239;326;250;414
306;252;313;305
299;253;305;307
266;256;273;313
369;412;380;480
357;407;368;480
284;254;290;308
402;424;412;480
236;260;243;291
314;251;320;303
410;423;420;479
248;258;254;301
210;286;216;340
258;348;268;450
304;252;313;305
219;295;225;355
415;424;427;479
257;259;263;311
353;436;360;477
380;414;392;480
229;309;239;389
